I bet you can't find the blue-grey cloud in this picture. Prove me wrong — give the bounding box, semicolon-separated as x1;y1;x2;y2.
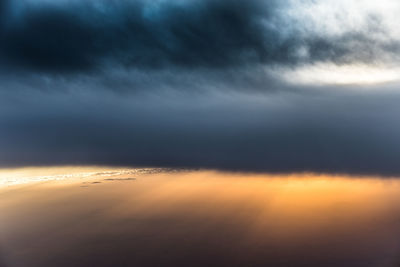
0;0;280;72
1;86;400;176
0;0;398;74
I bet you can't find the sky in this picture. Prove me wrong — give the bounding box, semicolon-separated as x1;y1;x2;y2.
1;0;400;175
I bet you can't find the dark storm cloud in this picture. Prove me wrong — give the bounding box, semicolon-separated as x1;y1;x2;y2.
1;0;400;176
0;0;398;73
0;0;282;72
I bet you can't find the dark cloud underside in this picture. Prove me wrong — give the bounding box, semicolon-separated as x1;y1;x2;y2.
0;0;280;72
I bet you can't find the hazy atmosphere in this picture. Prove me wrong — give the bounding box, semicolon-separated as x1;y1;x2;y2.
2;1;400;267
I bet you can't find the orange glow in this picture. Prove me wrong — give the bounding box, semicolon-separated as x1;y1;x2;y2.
1;169;400;266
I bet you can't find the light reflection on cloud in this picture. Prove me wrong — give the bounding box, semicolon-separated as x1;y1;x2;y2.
0;167;165;187
275;64;400;85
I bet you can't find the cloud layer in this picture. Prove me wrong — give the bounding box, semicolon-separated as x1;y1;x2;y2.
1;0;399;73
1;86;400;176
1;0;400;175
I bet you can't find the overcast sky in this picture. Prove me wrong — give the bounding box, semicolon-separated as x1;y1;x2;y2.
1;0;400;175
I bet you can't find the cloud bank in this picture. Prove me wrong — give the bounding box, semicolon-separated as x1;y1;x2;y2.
1;0;400;175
